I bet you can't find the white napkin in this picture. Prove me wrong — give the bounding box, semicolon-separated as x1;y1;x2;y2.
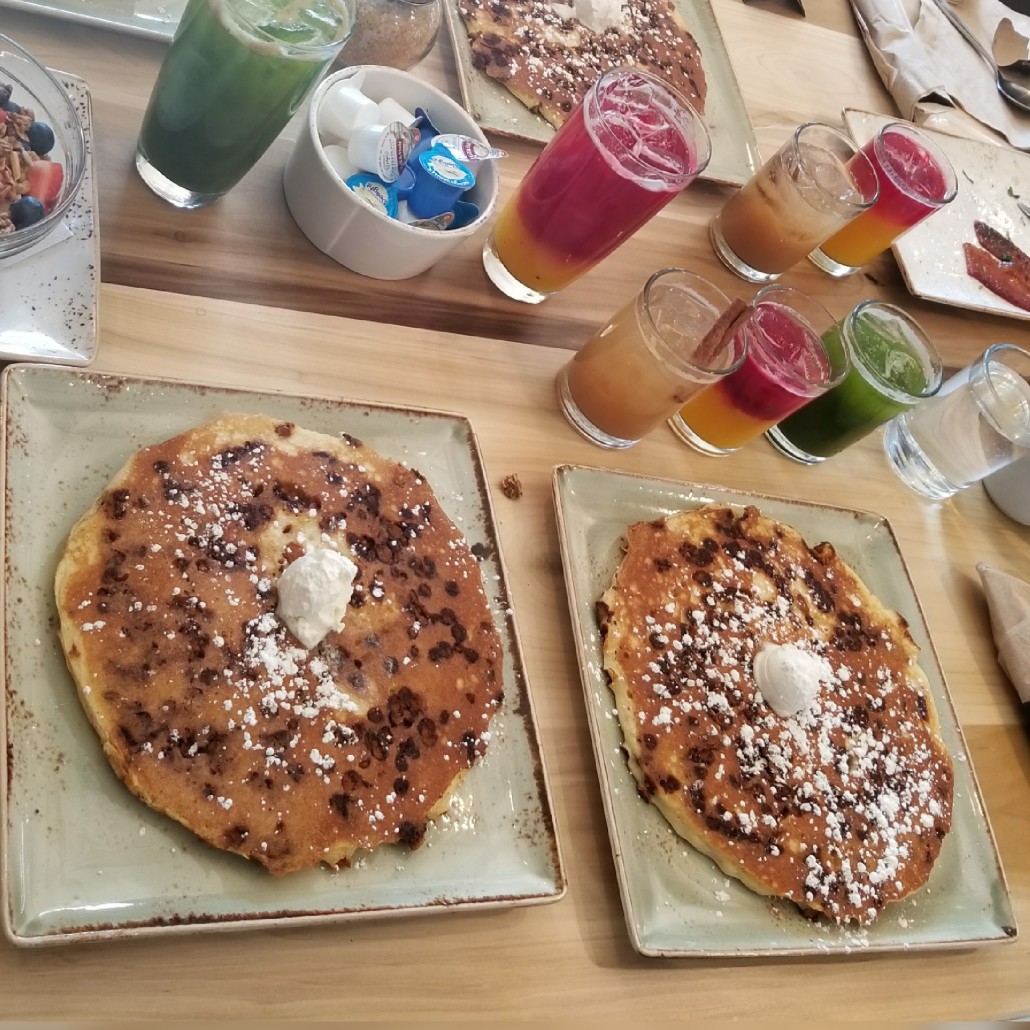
977;562;1030;704
850;0;1030;149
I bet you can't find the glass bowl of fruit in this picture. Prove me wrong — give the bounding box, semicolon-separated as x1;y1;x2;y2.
0;33;86;260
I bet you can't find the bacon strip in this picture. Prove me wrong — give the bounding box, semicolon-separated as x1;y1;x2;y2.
964;221;1030;312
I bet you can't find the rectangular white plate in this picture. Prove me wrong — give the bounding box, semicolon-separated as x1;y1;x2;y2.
843;108;1030;323
0;0;182;40
553;463;1016;958
443;0;760;187
0;364;565;945
0;74;99;366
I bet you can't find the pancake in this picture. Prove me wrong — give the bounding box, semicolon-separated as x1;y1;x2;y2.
456;0;707;131
55;413;504;875
597;504;954;925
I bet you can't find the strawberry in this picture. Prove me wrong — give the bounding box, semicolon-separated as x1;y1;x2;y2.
25;159;64;212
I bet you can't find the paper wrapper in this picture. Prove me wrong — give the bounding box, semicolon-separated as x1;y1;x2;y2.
850;0;1030;150
977;562;1030;703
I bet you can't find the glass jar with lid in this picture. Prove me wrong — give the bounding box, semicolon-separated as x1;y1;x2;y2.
333;0;442;71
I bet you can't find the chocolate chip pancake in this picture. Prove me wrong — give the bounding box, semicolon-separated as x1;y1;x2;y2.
598;504;954;925
456;0;707;130
55;414;504;875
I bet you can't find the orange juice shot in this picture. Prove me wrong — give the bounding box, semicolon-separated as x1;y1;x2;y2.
810;123;957;277
557;269;746;450
482;67;711;304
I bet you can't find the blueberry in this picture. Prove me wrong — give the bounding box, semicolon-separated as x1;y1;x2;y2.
27;121;55;156
0;84;11;107
10;196;45;229
2;100;21;114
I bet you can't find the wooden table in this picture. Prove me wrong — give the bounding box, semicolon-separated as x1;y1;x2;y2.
2;2;1029;1020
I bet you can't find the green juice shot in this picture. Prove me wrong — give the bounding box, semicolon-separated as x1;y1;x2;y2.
137;0;353;208
766;301;942;464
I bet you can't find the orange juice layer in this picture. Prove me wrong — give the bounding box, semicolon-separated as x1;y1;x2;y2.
491;201;586;295
678;384;772;449
819;207;906;267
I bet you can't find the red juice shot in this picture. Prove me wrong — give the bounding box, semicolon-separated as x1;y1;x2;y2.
811;123;957;276
670;286;847;455
482;67;711;304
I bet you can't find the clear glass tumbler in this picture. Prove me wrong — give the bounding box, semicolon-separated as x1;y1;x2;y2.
709;122;878;284
809;122;957;278
767;301;943;464
557;269;747;449
669;285;848;455
136;0;355;209
483;66;712;304
883;343;1030;500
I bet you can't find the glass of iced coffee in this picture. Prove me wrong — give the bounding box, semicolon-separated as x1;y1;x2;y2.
556;269;748;449
710;122;878;283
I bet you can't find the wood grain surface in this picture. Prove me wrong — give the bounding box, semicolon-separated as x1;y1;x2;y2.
1;283;1028;1020
1;0;1029;1019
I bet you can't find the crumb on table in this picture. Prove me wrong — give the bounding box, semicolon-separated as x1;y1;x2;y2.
500;473;522;500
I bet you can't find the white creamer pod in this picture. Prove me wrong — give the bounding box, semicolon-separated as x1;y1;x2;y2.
321;143;359;183
433;133;506;171
347;121;418;183
317;81;379;141
376;96;418;127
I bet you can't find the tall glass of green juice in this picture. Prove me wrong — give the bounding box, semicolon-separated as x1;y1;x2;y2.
766;301;943;463
136;0;354;209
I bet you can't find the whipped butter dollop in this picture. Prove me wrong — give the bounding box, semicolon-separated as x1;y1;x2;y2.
551;0;624;33
752;642;832;719
276;548;359;649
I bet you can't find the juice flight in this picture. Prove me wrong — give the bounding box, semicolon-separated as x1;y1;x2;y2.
675;301;835;451
488;69;709;297
773;305;940;460
138;0;351;201
816;125;956;270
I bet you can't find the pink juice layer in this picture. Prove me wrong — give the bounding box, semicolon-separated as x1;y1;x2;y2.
515;93;696;270
869;129;948;226
721;304;831;421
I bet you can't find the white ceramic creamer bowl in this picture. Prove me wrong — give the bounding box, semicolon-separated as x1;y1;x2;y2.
283;66;498;280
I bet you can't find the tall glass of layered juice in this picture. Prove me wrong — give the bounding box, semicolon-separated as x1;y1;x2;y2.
557;269;746;449
767;301;943;463
709;122;877;284
669;285;847;455
482;67;712;304
810;123;957;277
137;0;354;209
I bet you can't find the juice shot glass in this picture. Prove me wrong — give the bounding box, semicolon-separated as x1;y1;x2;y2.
669;285;847;455
137;0;355;209
710;122;878;284
767;301;943;463
483;67;711;304
557;269;747;449
809;123;957;278
884;343;1030;500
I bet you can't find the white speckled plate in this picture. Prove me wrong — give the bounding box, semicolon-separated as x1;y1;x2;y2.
843;109;1030;323
0;364;565;946
0;0;182;40
0;74;99;366
443;0;760;187
553;463;1015;958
